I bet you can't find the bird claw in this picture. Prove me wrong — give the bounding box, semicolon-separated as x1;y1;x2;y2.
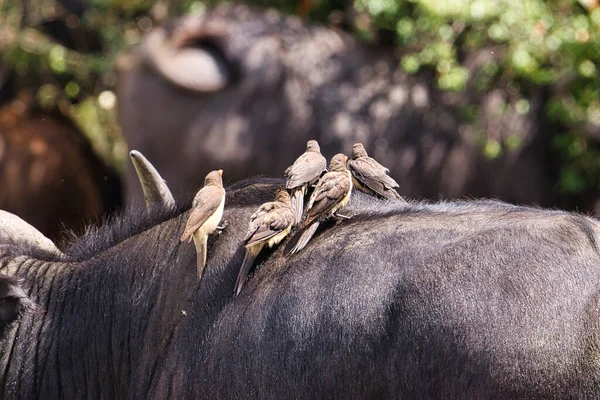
217;221;229;234
335;213;351;220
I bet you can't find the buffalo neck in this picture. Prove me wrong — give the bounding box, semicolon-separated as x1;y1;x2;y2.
0;211;196;398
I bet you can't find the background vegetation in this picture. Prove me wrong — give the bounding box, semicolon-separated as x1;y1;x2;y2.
1;0;599;195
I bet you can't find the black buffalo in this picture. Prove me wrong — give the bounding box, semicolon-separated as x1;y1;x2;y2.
118;4;559;210
0;105;122;241
1;161;600;398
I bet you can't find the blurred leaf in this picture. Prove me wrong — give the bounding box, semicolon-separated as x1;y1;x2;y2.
483;138;502;159
438;66;469;91
36;84;59;109
65;81;80;98
49;45;67;74
401;54;420;74
560;166;586;193
578;59;596;77
505;134;523;151
516;99;530;115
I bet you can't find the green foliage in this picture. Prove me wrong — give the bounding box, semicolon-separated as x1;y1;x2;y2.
347;0;600;194
1;0;599;194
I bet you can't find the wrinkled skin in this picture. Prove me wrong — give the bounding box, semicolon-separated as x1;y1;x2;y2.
1;178;600;399
0;106;122;241
118;4;564;210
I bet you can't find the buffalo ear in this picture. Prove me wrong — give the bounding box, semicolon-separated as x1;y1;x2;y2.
0;275;35;332
141;18;238;93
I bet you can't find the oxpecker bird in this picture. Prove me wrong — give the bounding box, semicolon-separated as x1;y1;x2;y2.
181;170;226;280
235;189;294;295
284;140;327;225
347;143;404;201
290;153;352;254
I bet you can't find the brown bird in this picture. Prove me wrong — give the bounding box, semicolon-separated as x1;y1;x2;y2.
347;143;404;201
284;140;327;225
235;189;294;295
290;153;352;254
181;169;226;280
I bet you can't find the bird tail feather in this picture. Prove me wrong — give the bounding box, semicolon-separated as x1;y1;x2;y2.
384;189;404;201
290;189;305;225
234;245;262;295
193;233;208;280
290;222;319;255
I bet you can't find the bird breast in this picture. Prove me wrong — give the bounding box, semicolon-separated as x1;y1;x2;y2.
198;195;225;235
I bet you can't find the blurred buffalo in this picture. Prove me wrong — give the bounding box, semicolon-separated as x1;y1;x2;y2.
117;4;564;210
0;103;122;242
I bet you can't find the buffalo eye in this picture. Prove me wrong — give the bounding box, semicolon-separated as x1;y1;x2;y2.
0;276;33;332
0;297;21;326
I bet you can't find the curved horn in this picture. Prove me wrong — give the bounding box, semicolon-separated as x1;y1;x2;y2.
141;23;230;93
129;150;176;210
0;211;62;255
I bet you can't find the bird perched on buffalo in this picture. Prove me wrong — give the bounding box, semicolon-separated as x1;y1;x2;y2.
290;153;352;254
347;143;404;201
284;140;327;225
235;189;294;295
181;169;226;280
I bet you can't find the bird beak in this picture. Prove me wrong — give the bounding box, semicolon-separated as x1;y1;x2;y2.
344;155;348;162
218;169;223;177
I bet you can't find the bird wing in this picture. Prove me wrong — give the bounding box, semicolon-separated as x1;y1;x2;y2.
285;152;327;189
181;186;224;240
307;171;350;219
244;203;273;241
349;157;399;197
245;205;294;248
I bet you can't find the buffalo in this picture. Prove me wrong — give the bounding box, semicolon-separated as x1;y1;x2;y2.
117;4;560;211
1;152;599;398
0;104;122;241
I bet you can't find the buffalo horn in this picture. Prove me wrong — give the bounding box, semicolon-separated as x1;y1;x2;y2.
129;150;176;210
0;210;62;255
